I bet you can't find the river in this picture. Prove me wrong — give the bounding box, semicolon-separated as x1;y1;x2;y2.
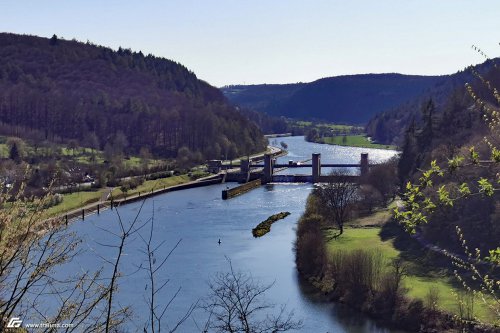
52;136;403;332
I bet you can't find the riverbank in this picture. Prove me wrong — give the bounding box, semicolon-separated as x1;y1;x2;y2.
42;174;193;219
295;193;498;332
311;135;398;150
264;133;292;138
39;145;285;222
224;145;286;165
41;175;223;226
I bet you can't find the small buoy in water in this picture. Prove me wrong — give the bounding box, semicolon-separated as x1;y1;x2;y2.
218;238;221;245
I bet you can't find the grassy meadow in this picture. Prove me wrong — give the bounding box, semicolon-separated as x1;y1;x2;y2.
325;225;497;323
322;135;397;150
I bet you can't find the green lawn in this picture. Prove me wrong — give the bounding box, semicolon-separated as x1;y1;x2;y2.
294;121;313;127
321;123;363;131
322;135;397;150
45;175;192;216
44;190;105;217
111;175;191;199
326;228;399;257
0;143;8;158
325;227;497;323
292;121;362;132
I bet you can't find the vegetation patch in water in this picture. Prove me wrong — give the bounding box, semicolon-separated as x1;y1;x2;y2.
252;212;291;237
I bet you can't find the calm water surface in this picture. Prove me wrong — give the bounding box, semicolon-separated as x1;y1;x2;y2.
62;137;403;332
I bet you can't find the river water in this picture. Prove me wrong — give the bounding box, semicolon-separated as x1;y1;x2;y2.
57;136;402;332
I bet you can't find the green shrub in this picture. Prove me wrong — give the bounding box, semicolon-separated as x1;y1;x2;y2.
295;214;326;278
252;212;290;237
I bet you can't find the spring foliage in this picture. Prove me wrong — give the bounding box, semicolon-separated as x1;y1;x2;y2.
394;48;500;324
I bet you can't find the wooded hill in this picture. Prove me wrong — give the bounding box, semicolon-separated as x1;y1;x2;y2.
222;83;306;115
397;64;500;252
365;61;499;146
0;33;266;160
222;74;445;125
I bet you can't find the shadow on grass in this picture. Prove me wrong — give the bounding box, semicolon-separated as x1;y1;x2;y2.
379;221;457;280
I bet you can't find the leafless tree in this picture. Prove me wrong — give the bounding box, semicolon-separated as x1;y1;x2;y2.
0;183;193;332
379;259;408;313
201;258;302;333
360;157;398;205
0;184;127;332
101;202;150;333
314;170;358;238
136;202;196;332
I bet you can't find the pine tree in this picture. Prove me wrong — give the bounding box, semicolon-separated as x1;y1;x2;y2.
9;142;20;162
50;34;58;46
417;99;435;149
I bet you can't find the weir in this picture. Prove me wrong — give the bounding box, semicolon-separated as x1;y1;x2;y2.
257;152;370;184
222;152;372;198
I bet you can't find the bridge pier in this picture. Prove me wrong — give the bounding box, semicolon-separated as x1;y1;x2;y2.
312;153;321;183
240;158;250;173
360;153;369;177
263;154;274;184
254;152;370;184
240;158;251;182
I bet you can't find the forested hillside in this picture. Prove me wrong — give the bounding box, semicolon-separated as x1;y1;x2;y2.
366;59;498;145
222;83;305;115
397;64;500;252
278;74;445;123
222;74;444;124
0;33;266;160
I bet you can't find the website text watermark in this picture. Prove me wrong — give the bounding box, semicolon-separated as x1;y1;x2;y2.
7;317;75;329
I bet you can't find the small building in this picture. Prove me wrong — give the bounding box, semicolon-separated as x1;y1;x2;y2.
207;160;222;173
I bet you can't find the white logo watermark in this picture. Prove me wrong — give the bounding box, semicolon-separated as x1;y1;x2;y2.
6;316;74;329
6;317;22;328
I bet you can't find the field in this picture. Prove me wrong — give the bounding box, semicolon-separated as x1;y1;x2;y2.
293;121;362;132
325;226;497;323
111;174;192;199
43;190;106;217
322;135;397;150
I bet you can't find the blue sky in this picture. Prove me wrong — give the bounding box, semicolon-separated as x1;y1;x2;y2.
1;0;499;86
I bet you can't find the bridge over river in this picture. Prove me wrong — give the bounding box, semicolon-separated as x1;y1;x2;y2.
221;151;374;199
229;152;371;184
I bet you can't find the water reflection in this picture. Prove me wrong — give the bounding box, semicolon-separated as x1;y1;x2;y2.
273;136;397;176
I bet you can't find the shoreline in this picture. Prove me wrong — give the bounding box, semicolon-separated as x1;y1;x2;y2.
45;146;286;224
310;137;399;151
295;194;498;332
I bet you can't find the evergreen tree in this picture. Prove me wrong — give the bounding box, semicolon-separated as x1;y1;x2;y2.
417;99;435;149
50;34;58;46
7;137;25;163
9;142;20;162
398;118;417;185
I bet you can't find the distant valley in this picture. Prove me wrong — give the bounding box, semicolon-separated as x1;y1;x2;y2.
223;61;498;146
222;74;445;124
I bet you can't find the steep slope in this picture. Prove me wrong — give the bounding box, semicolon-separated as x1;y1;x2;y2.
0;33;266;159
366;59;497;145
395;64;500;252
